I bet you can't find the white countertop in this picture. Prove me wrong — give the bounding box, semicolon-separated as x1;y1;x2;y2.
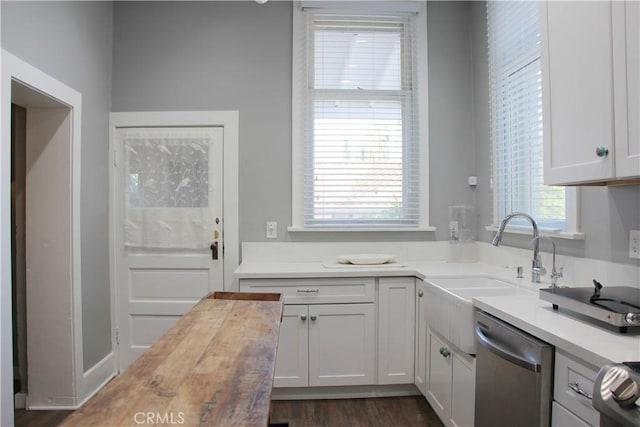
234;259;640;368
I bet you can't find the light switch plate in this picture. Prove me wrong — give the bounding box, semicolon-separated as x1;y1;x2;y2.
630;230;640;259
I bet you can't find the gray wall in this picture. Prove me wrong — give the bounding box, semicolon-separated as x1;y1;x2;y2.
111;1;476;244
1;1;113;370
470;1;640;266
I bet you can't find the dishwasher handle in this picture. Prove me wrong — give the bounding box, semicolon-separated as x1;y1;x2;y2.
475;326;541;373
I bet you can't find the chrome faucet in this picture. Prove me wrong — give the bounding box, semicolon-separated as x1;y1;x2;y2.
531;235;563;288
492;212;544;283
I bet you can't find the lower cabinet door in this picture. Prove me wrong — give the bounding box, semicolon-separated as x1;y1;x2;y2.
415;282;428;396
427;328;452;420
308;303;375;387
273;305;309;388
450;352;475;427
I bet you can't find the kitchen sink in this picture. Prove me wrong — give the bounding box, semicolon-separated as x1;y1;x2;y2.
424;276;528;354
425;276;514;289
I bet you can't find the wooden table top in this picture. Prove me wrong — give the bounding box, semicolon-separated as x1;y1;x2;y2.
61;292;283;427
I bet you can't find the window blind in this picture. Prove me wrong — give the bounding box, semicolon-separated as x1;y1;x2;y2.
301;12;420;227
487;1;566;230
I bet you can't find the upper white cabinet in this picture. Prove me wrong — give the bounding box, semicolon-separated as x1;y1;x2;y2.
541;0;640;185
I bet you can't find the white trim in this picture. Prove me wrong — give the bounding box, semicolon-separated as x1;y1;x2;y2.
287;226;436;233
271;384;419;400
76;352;117;408
291;1;430;230
484;225;585;241
2;50;84;418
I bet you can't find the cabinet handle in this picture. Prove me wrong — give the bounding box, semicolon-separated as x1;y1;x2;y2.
297;288;319;294
568;382;592;400
595;146;609;157
310;314;317;321
300;315;307;321
439;347;451;358
418;290;424;298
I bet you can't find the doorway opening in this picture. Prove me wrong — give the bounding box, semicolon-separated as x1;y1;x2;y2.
10;80;76;411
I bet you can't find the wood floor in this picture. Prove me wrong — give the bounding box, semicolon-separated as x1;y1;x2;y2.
14;409;72;427
15;396;442;427
270;396;444;427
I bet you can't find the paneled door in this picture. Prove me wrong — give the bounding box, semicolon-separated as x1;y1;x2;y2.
114;126;223;370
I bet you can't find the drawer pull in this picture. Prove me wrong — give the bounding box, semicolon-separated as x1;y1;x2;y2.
297;288;319;294
439;347;451;358
568;382;592;400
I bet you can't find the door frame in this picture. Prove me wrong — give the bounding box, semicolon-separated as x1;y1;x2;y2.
1;49;83;419
108;111;239;365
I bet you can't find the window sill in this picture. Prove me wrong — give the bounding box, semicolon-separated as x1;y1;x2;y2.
484;225;585;240
288;226;437;233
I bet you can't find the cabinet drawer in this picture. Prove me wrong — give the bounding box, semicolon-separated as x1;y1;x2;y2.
552;402;591;427
239;278;375;304
554;351;599;426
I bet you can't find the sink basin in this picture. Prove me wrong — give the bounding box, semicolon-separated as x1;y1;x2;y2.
452;287;532;299
423;276;521;354
426;276;514;289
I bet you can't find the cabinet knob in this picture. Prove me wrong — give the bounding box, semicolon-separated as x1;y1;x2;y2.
310;314;317;321
595;146;609;157
418;290;424;298
300;315;307;321
439;347;451;358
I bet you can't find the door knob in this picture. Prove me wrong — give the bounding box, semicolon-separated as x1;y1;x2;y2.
300;315;307;321
310;314;317;321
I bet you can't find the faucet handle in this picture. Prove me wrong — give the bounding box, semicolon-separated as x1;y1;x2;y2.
532;265;547;276
505;265;524;279
551;267;564;279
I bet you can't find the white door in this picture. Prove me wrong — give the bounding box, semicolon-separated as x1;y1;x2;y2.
114;126;224;370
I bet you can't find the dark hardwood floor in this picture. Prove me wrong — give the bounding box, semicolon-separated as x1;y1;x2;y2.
14;396;442;427
14;409;72;427
270;396;444;427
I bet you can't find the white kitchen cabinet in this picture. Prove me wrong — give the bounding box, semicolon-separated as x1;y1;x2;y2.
309;303;375;386
240;278;375;388
426;327;475;427
613;1;640;178
415;281;428;396
273;305;308;387
377;277;415;385
552;350;600;427
541;0;640;185
552;402;591;427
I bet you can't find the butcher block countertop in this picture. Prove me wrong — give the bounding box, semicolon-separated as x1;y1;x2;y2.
61;292;284;427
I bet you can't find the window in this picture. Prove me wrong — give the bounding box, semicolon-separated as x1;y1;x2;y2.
291;1;429;230
487;1;577;233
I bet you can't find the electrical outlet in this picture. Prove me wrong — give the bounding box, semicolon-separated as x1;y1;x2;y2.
630;230;640;259
266;221;277;239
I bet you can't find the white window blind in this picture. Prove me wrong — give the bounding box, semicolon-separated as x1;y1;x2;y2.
487;1;567;231
297;9;423;228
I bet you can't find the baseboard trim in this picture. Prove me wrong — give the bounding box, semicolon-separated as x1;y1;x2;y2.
13;393;26;409
271;384;420;400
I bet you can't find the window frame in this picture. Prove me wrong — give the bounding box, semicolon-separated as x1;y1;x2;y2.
290;1;431;232
486;1;582;240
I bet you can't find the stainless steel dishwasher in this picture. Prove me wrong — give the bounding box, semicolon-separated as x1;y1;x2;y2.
474;310;554;427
